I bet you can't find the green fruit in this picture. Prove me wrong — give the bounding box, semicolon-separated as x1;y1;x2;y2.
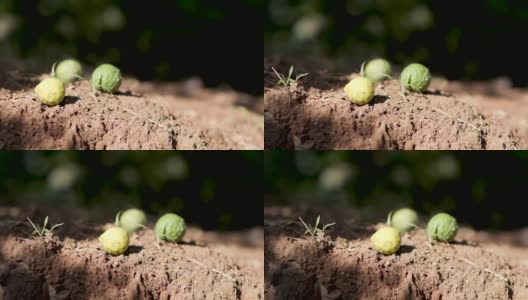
118;209;147;233
426;213;458;242
35;78;65;106
99;227;129;255
91;64;122;93
389;208;418;233
155;213;186;242
344;77;374;105
364;58;391;83
400;63;431;92
53;59;83;83
371;227;401;255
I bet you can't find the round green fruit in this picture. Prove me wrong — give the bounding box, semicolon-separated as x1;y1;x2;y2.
35;78;65;106
371;227;401;255
91;64;122;93
400;63;431;92
155;213;186;242
364;58;391;83
53;59;83;83
390;208;418;233
118;209;147;233
344;77;374;105
99;227;129;255
426;213;458;242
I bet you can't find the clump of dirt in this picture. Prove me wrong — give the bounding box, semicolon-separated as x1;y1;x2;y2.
264;206;528;300
0;206;263;300
264;57;528;150
0;68;263;150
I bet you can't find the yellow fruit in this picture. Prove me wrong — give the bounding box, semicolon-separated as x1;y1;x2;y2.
35;78;65;106
344;77;374;105
99;227;129;255
370;227;401;255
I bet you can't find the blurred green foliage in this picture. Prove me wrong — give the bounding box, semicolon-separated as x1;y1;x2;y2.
0;0;262;94
0;151;262;230
265;151;528;230
265;0;528;84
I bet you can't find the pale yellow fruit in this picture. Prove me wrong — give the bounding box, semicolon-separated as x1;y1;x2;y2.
344;77;374;105
371;227;401;255
99;227;129;255
35;78;65;106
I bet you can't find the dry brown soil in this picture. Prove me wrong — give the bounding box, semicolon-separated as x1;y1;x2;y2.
264;57;528;150
0;206;263;300
0;67;263;150
264;206;528;300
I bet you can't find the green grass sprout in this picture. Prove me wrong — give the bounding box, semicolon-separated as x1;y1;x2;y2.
27;216;64;237
299;215;335;238
272;66;308;87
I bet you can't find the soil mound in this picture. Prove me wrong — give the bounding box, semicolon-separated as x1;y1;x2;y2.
0;206;263;299
264;57;528;150
264;206;528;300
0;70;263;150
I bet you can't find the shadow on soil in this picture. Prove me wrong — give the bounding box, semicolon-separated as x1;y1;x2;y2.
62;96;81;105
0;207;102;241
265;225;417;300
265;56;349;93
0;113;70;150
0;69;39;92
0;237;133;300
265;88;390;150
0;208;136;299
264;205;427;299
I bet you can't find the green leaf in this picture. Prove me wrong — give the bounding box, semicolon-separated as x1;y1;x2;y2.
50;223;64;231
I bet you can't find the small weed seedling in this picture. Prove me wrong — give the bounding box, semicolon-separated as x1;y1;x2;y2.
299;215;335;238
27;216;63;237
272;66;308;87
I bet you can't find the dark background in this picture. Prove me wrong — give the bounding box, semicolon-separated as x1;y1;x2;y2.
265;151;528;230
0;0;262;95
0;151;262;230
265;0;528;86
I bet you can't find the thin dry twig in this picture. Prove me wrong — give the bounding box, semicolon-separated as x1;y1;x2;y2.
185;256;236;283
91;91;177;144
398;88;484;139
425;104;483;136
460;257;509;283
121;107;170;131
